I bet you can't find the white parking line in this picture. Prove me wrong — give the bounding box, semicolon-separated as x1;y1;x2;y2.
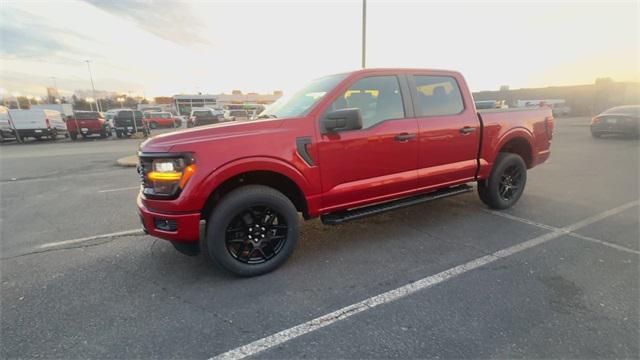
211;200;639;360
484;203;640;255
38;229;145;249
98;186;139;193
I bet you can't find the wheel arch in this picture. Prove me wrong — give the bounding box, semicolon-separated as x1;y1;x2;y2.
199;158;311;221
495;128;534;168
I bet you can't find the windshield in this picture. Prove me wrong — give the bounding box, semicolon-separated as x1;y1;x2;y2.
259;73;348;118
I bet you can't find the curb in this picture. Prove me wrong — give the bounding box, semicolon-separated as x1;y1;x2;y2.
116;155;138;167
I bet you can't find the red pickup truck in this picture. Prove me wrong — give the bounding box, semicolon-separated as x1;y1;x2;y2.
68;111;112;140
137;68;553;276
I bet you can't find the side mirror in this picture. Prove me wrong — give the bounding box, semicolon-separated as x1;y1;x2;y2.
322;108;363;133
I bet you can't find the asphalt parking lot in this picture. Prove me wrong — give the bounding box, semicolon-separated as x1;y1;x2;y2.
1;117;638;359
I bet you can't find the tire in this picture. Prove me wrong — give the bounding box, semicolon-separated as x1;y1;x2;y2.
50;129;58;141
591;132;601;138
478;152;527;210
70;133;78;140
203;185;299;277
116;130;123;139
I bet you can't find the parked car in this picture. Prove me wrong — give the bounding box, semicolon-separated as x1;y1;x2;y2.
67;111;112;140
9;109;67;140
189;107;223;127
591;105;639;138
137;68;554;276
112;109;149;138
144;111;180;129
0;105;18;142
475;100;508;110
223;109;249;122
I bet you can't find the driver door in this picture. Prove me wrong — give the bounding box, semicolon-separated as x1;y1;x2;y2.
317;74;419;212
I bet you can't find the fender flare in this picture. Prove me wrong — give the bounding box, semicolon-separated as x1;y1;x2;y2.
194;156;312;205
492;127;534;163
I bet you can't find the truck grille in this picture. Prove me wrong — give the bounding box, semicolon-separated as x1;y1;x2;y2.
137;158;151;188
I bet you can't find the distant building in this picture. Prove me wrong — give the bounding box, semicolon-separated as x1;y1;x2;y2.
172;91;282;115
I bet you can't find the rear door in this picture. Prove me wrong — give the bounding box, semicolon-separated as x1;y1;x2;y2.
409;73;480;189
317;73;419;211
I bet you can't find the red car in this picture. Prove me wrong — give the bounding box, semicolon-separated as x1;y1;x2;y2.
67;111;112;140
137;68;554;276
144;112;180;129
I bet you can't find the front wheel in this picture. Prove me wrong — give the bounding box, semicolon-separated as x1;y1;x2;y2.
204;185;299;277
70;132;78;140
478;152;527;210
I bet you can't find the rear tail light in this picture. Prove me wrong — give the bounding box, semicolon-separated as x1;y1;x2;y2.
45;118;51;128
545;116;554;140
591;117;600;124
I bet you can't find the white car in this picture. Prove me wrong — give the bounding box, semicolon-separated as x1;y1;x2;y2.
9;109;67;140
0;106;18;142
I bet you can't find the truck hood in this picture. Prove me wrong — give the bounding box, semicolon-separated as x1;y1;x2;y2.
139;118;285;152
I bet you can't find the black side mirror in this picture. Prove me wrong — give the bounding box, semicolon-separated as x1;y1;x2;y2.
322;108;363;133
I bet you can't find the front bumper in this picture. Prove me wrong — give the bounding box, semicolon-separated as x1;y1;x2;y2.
137;194;201;243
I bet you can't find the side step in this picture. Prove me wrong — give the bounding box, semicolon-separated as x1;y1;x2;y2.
321;184;473;225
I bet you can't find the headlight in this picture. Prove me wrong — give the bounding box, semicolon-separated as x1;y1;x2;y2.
138;154;196;199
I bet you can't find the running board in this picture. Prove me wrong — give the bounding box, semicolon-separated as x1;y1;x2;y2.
321;185;473;225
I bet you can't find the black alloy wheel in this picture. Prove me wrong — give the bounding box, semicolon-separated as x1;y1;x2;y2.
498;164;523;201
225;206;288;264
478;152;527;209
204;185;299;276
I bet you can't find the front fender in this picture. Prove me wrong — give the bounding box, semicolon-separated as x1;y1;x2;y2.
192;156;314;207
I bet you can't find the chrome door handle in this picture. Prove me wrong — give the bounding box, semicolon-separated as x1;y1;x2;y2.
460;127;476;135
394;133;417;142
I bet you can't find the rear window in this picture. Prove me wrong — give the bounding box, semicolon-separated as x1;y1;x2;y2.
75;112;101;120
194;111;212;117
413;76;464;116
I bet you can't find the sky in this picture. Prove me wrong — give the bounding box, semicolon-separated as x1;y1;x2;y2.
1;0;638;99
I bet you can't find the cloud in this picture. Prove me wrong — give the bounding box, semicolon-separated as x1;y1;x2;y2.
0;8;105;63
84;0;214;47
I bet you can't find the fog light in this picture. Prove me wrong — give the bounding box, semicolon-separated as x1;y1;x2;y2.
155;218;177;231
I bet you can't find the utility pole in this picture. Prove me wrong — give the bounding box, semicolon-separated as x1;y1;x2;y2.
361;0;367;69
85;60;102;112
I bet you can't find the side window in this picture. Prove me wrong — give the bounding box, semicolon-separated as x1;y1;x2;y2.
413;76;464;116
330;76;404;129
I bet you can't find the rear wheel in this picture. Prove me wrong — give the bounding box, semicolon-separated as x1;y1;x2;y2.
591;132;602;138
50;129;58;141
115;130;123;139
478;153;527;209
203;185;299;277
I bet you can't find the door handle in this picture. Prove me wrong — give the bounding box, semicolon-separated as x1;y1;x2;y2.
394;133;417;142
459;126;476;135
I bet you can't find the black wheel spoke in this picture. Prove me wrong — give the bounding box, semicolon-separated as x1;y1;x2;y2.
225;205;288;265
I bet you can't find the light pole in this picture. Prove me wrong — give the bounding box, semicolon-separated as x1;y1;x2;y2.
87;97;95;111
85;60;102;112
117;97;125;109
12;92;21;110
361;0;367;69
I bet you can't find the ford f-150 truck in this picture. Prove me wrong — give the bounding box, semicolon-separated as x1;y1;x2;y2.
137;69;553;276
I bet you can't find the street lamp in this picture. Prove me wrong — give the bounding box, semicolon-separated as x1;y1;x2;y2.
12;92;21;109
85;60;101;112
87;97;95;111
117;97;125;108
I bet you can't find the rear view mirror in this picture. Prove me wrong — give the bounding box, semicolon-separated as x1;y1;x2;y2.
322;108;363;133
